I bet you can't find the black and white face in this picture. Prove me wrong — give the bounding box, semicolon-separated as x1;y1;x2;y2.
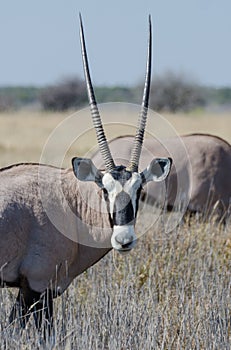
101;167;142;253
72;157;172;253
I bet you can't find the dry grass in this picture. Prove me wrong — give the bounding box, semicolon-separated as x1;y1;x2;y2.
164;110;231;143
0;212;231;349
0;109;231;348
0;109;230;168
0;111;65;167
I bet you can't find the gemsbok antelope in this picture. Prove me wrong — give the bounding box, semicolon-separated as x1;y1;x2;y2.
92;133;231;221
0;15;171;331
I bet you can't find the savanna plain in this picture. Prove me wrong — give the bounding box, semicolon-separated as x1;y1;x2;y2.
0;109;231;349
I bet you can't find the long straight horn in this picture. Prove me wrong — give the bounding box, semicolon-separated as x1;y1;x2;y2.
127;15;152;172
79;14;115;171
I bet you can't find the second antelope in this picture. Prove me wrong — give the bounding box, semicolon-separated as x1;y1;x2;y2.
91;133;231;221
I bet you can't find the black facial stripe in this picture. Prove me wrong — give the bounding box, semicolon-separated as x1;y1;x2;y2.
113;191;134;226
102;189;113;228
140;171;146;184
135;187;142;215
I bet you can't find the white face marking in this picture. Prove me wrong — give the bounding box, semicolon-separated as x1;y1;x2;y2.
102;172;142;218
102;173;122;215
124;173;142;215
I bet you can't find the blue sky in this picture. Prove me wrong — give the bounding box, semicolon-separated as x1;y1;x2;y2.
0;0;230;87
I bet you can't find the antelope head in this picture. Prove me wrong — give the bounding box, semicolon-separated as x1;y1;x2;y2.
72;15;172;253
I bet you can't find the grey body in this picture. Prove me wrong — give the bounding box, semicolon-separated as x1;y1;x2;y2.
0;158;170;331
0;163;112;331
0;163;111;294
92;133;231;219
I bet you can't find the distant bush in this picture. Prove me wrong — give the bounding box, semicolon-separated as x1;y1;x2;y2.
0;94;15;111
39;77;87;111
150;72;206;112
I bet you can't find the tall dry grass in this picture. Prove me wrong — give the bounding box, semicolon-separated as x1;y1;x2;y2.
0;212;231;349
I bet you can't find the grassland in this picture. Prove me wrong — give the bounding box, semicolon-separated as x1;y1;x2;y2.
0;109;231;349
0;109;230;168
1;217;231;349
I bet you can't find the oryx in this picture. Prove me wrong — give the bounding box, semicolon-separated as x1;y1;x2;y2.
0;15;171;332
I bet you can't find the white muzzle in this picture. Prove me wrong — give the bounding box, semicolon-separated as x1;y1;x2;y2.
111;225;137;253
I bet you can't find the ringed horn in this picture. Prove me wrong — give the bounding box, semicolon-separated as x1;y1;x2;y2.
79;13;152;173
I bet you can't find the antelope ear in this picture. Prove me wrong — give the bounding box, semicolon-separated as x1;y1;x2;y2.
141;157;172;184
72;157;103;187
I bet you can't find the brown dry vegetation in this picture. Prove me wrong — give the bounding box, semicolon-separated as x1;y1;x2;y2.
1;215;231;349
0;109;230;168
0;110;231;349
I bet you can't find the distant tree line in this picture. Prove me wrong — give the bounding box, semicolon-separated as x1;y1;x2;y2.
0;73;231;112
0;86;39;111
